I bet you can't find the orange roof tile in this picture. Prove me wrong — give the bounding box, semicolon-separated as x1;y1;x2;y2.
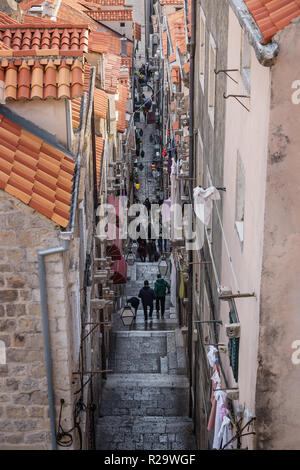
56;0;102;29
116;83;129;133
134;22;141;41
0;112;75;227
167;8;186;62
0;57;84;101
94;87;109;118
95;135;104;188
160;0;183;5
245;0;300;43
0;12;20;26
86;9;133;22
171;65;180;83
0;24;89;55
82;0;125;4
172;120;179;130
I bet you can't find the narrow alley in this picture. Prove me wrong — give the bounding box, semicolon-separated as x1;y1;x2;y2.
96;77;196;449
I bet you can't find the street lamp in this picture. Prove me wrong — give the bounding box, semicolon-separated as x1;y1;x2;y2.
158;255;168;277
120;304;135;327
126;251;135;266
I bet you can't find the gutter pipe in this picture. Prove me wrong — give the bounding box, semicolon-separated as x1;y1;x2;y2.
37;92;87;449
228;0;279;66
188;0;196;420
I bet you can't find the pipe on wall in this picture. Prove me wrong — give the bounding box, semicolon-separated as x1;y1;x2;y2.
188;0;196;420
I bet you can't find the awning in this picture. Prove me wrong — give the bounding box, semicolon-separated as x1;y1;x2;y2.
106;237;122;261
110;256;127;284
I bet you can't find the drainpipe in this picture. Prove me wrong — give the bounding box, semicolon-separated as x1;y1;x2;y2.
37;94;87;450
188;0;196;420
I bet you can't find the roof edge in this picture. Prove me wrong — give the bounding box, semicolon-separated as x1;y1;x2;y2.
228;0;279;67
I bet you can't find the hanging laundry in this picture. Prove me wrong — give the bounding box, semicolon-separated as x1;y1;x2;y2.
170;254;177;308
206;345;219;367
193;186;221;226
207;366;221;431
218;416;233;450
212;390;228;449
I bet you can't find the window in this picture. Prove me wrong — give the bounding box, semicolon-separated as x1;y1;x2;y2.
235;152;246;244
0;340;6;364
120;22;125;27
208;34;216;127
199;8;206;91
241;30;251;94
196;130;204;186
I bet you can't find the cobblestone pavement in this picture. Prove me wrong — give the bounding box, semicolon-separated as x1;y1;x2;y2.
96;90;196;451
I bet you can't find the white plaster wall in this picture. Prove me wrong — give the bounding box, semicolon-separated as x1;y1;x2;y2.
219;8;270;446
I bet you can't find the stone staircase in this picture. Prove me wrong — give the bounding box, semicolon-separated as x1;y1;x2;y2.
96;326;196;450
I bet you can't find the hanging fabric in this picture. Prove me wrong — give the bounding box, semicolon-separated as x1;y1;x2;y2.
193;186;221;226
212;390;228;449
218;416;233;449
207;366;221;431
170;254;177;308
206;345;219;367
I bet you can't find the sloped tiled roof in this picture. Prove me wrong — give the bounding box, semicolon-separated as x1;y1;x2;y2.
104;53;122;94
160;0;183;5
0;112;75;227
0;12;20;26
83;0;125;4
95;135;104;187
244;0;300;43
116;83;129;132
167;8;186;62
0;24;89;56
0;57;83;100
134;22;141;41
86;9;133;21
171;65;180;83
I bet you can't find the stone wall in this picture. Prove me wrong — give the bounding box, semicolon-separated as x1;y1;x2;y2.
0;191;75;449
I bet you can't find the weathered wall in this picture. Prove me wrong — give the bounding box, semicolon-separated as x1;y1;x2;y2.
219;7;270;449
0;191;75;449
192;0;229;449
7;100;69;148
256;20;300;450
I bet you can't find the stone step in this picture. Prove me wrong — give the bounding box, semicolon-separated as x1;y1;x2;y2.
99;376;189;417
96;416;196;451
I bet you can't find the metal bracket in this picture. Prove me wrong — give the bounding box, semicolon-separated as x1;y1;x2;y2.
219;292;256;300
223;93;250;112
215;68;239;84
72;370;113;375
193;320;223;325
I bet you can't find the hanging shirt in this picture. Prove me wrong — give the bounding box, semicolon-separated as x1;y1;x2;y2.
193;186;221;226
218;416;233;450
213;390;228;449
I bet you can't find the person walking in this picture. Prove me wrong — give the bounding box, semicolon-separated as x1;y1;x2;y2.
138;280;155;320
127;296;140;316
154;274;170;318
147;239;156;262
138;239;147;262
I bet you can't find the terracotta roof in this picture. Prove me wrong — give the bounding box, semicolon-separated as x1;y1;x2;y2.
116;83;129;133
57;0;102;29
167;8;186;62
94;87;109;118
86;9;133;21
170;101;175;111
0;12;20;26
172;120;179;130
95;135;104;188
82;0;126;4
134;22;141;41
105;53;122;94
244;0;300;43
0;24;89;56
0;112;75;228
183;61;190;74
160;0;183;5
89;30;133;57
0;57;84;100
171;65;180;83
21;13;64;24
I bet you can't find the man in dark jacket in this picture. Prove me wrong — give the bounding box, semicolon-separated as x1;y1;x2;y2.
138;280;155;320
154;274;170;318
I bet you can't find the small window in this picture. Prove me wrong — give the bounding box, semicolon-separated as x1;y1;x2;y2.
235;152;246;244
120;22;125;27
199;7;206;91
241;31;251;94
208;34;216;127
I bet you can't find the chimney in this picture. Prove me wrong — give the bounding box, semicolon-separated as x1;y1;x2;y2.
0;0;22;22
121;36;127;57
